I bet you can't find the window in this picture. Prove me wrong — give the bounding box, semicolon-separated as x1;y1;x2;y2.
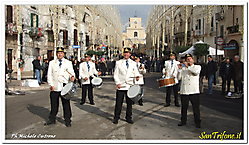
63;30;68;45
7;5;13;23
134;32;138;37
211;16;214;28
198;19;201;30
31;13;38;27
47;30;54;42
74;29;78;45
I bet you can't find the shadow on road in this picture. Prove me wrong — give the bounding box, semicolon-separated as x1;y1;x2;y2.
73;102;114;121
26;104;64;124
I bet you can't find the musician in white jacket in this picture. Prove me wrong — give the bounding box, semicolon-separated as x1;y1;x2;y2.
113;48;140;124
162;52;180;107
134;57;146;106
45;47;75;127
79;54;101;105
177;54;201;128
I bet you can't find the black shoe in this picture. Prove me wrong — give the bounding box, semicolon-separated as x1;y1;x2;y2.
164;104;170;107
44;120;56;126
138;103;143;106
178;122;186;126
80;101;85;105
112;119;118;124
175;104;180;107
126;119;134;124
90;102;95;105
196;124;201;128
65;122;71;127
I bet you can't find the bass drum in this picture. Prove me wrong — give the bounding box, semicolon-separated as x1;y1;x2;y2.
127;85;143;103
61;82;77;100
157;77;175;88
91;77;103;88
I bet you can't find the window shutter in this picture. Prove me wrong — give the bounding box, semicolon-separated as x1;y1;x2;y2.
31;13;34;27
36;14;39;27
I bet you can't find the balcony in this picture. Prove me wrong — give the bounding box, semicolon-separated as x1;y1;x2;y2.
227;25;239;34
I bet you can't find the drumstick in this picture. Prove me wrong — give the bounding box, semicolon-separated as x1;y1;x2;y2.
65;69;77;81
129;76;141;78
65;69;74;77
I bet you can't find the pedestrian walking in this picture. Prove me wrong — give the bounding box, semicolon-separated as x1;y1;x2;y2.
206;55;218;94
42;59;49;82
232;55;243;95
32;56;43;85
163;52;180;107
177;54;201;128
219;57;233;95
112;47;140;124
99;58;107;76
44;47;75;127
107;59;114;75
79;54;101;105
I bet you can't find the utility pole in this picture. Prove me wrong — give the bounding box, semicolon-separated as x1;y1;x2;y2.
16;5;22;80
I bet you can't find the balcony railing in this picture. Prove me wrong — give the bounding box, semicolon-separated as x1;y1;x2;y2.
227;25;239;34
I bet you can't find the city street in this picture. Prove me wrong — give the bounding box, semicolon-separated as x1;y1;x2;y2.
5;72;243;140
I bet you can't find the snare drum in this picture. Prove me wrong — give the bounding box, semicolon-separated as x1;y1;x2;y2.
127;85;143;103
61;82;77;100
91;77;103;88
157;77;175;88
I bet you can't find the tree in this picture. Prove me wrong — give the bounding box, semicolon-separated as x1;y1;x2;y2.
174;46;191;54
193;43;209;57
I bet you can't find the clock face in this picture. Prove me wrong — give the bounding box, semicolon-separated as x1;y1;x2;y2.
134;21;137;24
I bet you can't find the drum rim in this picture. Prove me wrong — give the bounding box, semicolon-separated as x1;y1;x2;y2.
91;77;103;85
127;85;141;98
61;82;73;96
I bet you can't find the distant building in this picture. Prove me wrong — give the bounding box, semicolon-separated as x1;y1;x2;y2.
122;17;146;54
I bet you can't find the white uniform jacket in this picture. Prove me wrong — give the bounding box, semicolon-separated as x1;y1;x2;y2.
47;58;75;92
79;61;98;85
162;59;180;84
134;62;146;85
114;59;140;90
178;64;201;95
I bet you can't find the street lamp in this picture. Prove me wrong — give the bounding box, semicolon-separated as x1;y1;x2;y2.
79;32;84;60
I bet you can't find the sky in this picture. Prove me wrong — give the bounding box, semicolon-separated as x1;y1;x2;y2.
116;5;153;32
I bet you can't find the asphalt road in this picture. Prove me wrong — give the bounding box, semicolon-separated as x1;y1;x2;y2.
5;73;244;141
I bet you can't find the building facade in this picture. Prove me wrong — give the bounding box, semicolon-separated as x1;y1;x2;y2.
5;5;122;75
122;17;146;54
146;5;244;61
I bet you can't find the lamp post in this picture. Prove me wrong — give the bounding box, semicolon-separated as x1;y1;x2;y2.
79;32;84;60
215;20;218;60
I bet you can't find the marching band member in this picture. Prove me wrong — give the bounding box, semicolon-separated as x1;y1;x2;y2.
134;57;146;106
45;47;75;127
79;54;101;105
113;48;140;124
177;54;201;128
162;52;180;107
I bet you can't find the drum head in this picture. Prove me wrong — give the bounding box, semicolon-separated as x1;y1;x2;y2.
127;85;141;98
61;82;73;96
91;77;103;85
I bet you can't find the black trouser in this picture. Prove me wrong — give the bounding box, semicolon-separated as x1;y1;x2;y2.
221;76;231;93
180;94;201;125
234;79;243;93
114;90;133;121
166;84;179;105
48;91;72;123
81;84;94;103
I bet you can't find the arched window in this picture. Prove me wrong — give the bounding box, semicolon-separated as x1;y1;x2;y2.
134;32;138;37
